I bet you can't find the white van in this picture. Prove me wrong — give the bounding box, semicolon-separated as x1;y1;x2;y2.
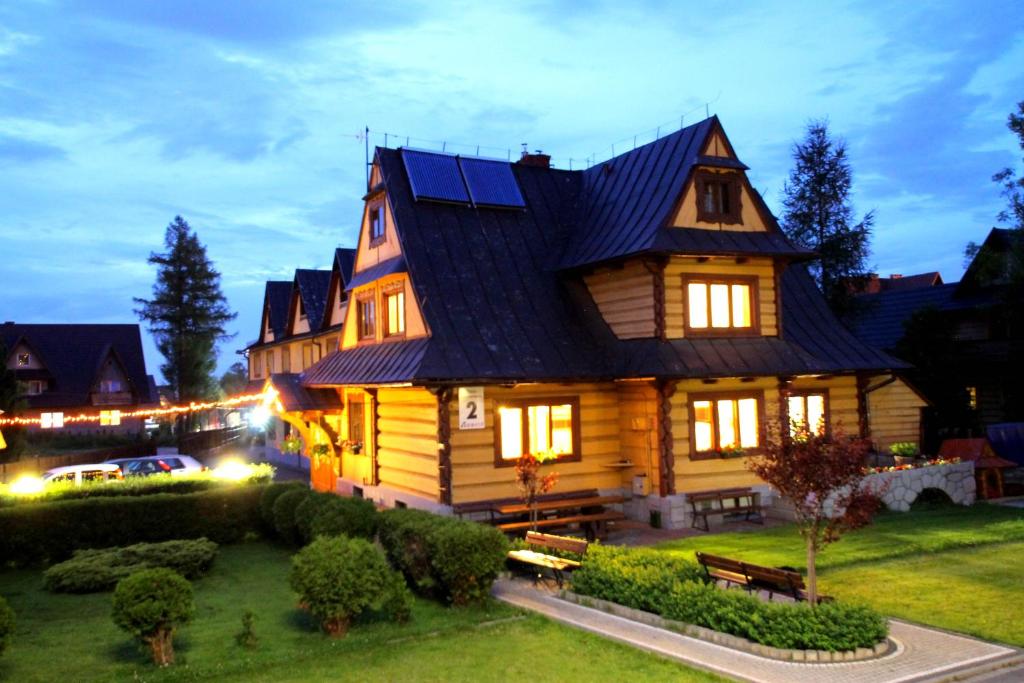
42;463;124;486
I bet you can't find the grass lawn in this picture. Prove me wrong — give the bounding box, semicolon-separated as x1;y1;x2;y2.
0;542;723;683
655;503;1024;646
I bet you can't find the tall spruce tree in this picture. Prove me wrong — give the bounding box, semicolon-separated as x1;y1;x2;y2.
0;342;26;462
781;120;874;314
134;216;236;403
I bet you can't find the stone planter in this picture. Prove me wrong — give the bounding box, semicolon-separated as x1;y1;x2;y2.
560;590;895;663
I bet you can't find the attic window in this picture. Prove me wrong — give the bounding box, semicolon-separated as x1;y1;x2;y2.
358;295;376;340
99;380;123;393
684;277;758;334
17;353;30;366
298;297;307;320
383;288;405;338
695;171;741;224
369;204;385;245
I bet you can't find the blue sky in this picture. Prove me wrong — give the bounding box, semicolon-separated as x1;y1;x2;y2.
1;0;1021;382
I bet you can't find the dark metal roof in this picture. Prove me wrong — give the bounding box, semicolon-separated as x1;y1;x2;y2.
1;323;155;409
294;269;332;333
303;338;431;386
335;247;356;287
345;255;407;291
264;281;292;339
846;284;959;350
268;373;341;411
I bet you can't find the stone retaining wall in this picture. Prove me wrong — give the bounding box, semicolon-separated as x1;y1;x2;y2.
825;461;976;515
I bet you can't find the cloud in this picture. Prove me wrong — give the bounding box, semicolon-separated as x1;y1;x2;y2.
0;135;66;162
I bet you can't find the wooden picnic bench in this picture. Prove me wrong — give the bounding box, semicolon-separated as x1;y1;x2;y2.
506;531;588;587
493;494;626;540
496;510;625;541
688;487;763;531
695;552;831;602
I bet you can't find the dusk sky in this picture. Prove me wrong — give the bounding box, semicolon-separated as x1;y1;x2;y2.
2;1;1021;382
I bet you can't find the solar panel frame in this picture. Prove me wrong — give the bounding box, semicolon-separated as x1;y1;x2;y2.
401;149;470;204
458;157;527;209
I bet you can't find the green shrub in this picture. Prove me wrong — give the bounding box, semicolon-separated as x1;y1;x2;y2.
307;496;379;543
0;596;13;656
0;486;264;566
293;492;336;543
289;536;411;637
43;538;218;593
112;568;194;666
378;508;507;605
272;488;311;545
259;481;305;528
571;547;887;651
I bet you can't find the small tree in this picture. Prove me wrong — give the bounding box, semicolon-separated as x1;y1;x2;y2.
514;451;559;531
781;119;874;314
111;568;194;666
747;424;881;604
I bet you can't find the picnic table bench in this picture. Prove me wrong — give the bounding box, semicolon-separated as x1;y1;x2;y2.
493;494;626;541
696;552;831;602
507;531;588;587
688;487;763;531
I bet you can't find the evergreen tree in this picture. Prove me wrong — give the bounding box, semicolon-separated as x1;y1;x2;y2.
134;216;236;403
0;342;26;462
781;120;874;313
219;361;249;398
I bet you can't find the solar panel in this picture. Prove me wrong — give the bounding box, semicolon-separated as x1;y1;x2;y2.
459;157;526;208
401;149;470;204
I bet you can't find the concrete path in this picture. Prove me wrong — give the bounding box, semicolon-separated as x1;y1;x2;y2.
493;579;1020;683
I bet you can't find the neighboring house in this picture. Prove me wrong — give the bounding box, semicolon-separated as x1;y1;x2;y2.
273;117;925;526
1;322;156;433
848;228;1023;434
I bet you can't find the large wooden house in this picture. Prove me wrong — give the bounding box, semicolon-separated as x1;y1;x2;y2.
270;117;926;527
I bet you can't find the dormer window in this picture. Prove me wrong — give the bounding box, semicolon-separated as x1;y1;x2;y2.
383;287;405;338
684;277;757;334
24;380;44;395
99;380;123;393
17;353;30;366
695;171;741;224
369;204;385;245
358;295;376;340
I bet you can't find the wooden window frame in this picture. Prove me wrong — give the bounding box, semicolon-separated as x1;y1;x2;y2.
356;291;376;342
382;285;406;339
787;389;830;437
252;352;263;378
688;391;765;460
368;203;386;247
493;396;582;468
682;274;761;336
265;350;275;375
694;170;742;224
281;347;291;373
347;396;365;446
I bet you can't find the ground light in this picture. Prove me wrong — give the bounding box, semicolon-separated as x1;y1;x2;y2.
9;475;45;495
213;459;255;481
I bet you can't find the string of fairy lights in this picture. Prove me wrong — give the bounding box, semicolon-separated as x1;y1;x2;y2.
0;391;269;429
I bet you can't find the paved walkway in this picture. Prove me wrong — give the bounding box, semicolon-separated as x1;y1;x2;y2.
493;579;1020;683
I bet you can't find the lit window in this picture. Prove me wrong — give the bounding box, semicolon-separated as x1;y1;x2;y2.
497;399;579;463
100;410;122;427
17;353;30;366
686;280;755;332
692;395;760;455
788;393;827;436
41;412;64;429
695;171;741;224
369;204;385;243
383;289;405;337
358;297;376;340
967;386;978;410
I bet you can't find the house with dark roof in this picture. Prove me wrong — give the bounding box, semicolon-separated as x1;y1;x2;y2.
849;227;1023;434
273;117;925;526
1;322;156;433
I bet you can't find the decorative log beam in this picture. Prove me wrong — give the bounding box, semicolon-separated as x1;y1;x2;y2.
657;379;678;496
644;258;668;341
436;387;453;506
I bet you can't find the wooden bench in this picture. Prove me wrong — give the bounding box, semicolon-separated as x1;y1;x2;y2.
695;552;830;602
496;510;626;541
688;487;763;532
506;532;588;587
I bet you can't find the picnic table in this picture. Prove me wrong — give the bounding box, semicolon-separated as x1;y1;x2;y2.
492;494;626;540
688;487;763;531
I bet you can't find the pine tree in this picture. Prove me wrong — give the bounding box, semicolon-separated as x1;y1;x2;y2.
782;120;874;314
0;342;26;462
134;216;236;403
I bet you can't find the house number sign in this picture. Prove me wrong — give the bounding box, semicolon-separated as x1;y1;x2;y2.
458;386;485;430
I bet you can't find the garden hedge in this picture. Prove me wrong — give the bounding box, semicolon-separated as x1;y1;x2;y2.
272;488;311;545
306;495;379;543
0;596;13;656
43;538;218;593
259;481;306;528
0;485;265;566
571;545;887;651
378;508;507;605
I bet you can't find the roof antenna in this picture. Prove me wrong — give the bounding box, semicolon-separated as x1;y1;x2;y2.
364;125;369;189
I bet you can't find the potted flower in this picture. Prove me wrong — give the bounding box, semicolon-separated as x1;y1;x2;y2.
281;436;303;455
340;439;363;455
514;449;560;531
889;442;919;466
718;445;747;459
311;443;330;467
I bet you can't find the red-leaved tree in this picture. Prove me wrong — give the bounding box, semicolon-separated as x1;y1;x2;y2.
747;424;882;604
514;452;559;531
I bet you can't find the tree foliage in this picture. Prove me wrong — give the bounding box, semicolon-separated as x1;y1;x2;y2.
218;361;249;398
0;342;26;463
782;120;874;314
747;424;881;604
134;216;235;402
111;568;194;666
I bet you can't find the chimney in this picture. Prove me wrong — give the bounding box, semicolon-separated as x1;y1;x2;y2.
517;145;551;169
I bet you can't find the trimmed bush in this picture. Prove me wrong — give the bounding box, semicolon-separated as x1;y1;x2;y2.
44;538;218;593
307;496;379;543
272;488;311;545
259;481;305;528
0;596;13;656
293;492;336;543
378;508;507;605
289;536;411;637
571;546;887;651
112;568;195;666
0;486;264;566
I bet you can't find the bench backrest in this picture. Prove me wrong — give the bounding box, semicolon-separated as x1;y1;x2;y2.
526;531;589;555
696;552;805;591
